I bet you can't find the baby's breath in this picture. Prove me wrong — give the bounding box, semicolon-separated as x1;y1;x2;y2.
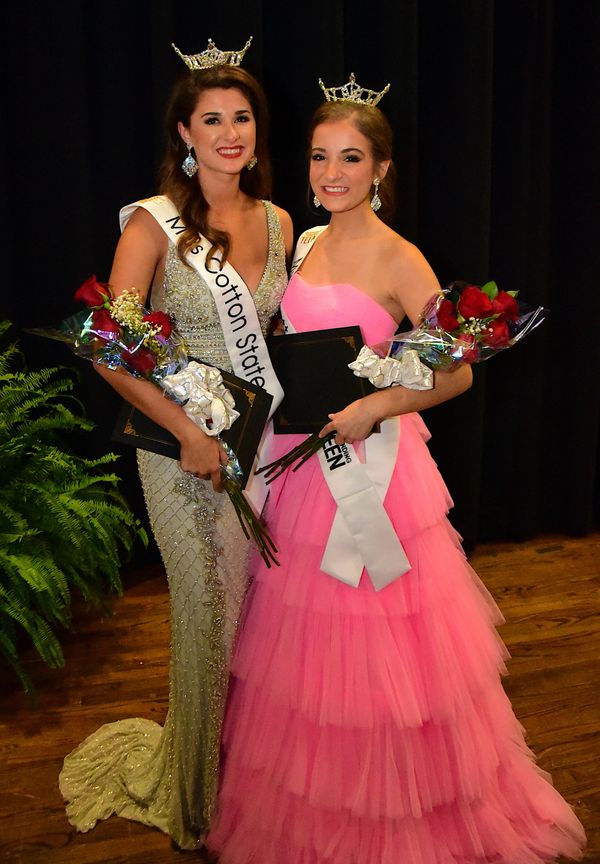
463;318;490;335
110;290;146;332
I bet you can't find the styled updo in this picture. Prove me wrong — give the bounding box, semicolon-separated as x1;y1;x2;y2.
308;100;397;224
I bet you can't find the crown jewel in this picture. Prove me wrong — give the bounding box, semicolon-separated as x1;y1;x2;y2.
318;72;390;107
172;36;252;71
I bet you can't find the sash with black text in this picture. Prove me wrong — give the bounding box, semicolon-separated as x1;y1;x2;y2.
284;228;412;590
120;195;284;510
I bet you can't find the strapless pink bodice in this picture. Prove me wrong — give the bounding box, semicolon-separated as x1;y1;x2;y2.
283;273;398;345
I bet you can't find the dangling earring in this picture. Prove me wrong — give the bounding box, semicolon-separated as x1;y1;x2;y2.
313;194;321;208
246;155;258;171
370;178;381;212
181;143;198;178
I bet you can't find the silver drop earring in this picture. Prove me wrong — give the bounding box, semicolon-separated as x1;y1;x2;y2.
247;155;258;171
181;143;199;178
370;178;381;212
313;194;321;208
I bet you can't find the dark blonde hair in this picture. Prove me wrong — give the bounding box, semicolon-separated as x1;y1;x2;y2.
160;66;272;264
308;101;396;224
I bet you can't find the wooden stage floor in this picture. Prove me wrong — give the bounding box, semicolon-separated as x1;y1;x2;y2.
0;533;598;863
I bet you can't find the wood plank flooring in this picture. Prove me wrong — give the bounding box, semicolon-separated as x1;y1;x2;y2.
0;533;598;864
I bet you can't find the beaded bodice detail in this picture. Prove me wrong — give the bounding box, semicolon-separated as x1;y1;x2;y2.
151;200;287;371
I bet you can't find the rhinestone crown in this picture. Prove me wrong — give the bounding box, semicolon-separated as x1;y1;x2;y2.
172;37;252;71
318;72;390;107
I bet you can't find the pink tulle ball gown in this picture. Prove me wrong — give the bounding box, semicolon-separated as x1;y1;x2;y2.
207;273;586;864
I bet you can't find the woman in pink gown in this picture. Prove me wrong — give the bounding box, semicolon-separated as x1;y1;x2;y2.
207;83;586;864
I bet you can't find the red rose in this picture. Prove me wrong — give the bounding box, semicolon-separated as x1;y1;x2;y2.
455;333;480;364
143;310;173;338
91;308;121;338
482;318;511;348
457;285;493;320
437;298;459;332
74;275;111;308
122;347;156;376
491;290;519;322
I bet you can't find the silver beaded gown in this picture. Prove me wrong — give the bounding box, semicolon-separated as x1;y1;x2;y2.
59;200;287;850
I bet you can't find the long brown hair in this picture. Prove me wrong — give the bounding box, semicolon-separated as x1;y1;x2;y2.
160;66;272;265
308;101;397;224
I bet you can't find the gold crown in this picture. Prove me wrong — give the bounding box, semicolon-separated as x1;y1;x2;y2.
318;72;390;107
172;36;252;71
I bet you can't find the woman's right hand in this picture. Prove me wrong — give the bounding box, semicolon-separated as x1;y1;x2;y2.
178;425;227;492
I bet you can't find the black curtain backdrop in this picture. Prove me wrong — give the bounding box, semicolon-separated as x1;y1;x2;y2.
1;0;598;555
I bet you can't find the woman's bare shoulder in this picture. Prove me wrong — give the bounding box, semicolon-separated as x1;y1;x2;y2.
109;207;168;298
123;206;169;244
382;230;441;324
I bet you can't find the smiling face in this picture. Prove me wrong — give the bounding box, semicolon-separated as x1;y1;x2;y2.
309;117;388;214
178;87;257;177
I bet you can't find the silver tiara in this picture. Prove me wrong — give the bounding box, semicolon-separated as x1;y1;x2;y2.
318;72;390;107
172;37;252;71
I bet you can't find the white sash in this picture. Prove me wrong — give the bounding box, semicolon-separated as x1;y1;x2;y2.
120;196;283;409
286;230;412;590
289;225;327;276
120;195;283;508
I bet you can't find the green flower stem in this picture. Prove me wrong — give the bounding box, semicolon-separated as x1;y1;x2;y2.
221;471;279;568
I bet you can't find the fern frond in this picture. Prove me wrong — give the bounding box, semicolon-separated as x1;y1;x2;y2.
0;549;70;605
0;622;33;695
0;342;22;376
0;498;37;535
0;584;65;667
0;321;145;692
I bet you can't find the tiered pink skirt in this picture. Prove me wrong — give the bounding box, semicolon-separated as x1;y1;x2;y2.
208;414;585;863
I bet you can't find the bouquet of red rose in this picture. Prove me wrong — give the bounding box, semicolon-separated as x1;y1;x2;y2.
30;276;278;566
43;275;189;380
257;280;547;482
378;280;547;371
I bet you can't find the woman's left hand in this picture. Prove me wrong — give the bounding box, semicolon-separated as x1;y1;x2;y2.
319;398;380;445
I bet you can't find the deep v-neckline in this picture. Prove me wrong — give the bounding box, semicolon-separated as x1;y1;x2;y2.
225;200;273;299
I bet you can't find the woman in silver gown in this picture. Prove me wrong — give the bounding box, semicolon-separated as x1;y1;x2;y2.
58;45;293;850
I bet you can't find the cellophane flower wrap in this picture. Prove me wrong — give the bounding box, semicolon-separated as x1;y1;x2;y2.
350;279;547;385
257;280;547;482
57;275;189;380
33;276;278;566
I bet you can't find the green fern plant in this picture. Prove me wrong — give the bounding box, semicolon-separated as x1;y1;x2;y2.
0;321;147;692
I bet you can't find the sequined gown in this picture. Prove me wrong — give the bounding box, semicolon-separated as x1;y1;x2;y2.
59;199;287;850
